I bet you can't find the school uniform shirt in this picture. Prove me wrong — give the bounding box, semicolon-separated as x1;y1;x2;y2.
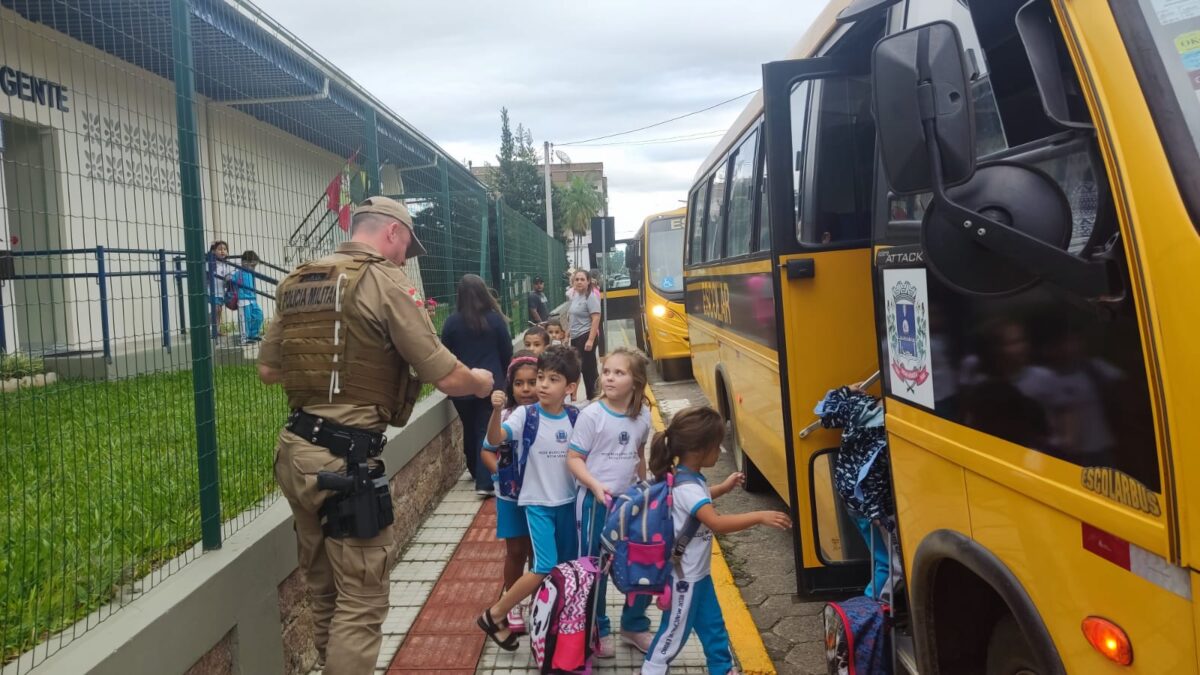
670;468;714;582
568;401;651;497
502;403;578;507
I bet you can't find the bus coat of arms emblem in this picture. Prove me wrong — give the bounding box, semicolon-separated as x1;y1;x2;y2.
885;279;929;394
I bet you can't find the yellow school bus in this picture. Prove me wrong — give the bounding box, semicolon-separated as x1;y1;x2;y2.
628;207;691;380
698;0;1200;670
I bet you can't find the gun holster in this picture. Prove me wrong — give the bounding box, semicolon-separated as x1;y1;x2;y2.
315;448;394;540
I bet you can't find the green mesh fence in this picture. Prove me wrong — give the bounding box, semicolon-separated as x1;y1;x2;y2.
496;200;568;327
0;0;561;669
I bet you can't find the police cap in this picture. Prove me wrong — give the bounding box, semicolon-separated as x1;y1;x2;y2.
353;196;428;258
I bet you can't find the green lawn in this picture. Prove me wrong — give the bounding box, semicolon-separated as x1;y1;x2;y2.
0;365;287;663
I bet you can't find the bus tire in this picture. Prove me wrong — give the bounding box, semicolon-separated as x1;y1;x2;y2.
985;615;1039;675
726;397;769;494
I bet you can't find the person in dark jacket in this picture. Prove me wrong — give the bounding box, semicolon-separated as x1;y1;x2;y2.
442;274;514;495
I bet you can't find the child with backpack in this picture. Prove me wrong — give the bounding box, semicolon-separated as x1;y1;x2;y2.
567;347;655;658
478;345;582;651
640;406;792;675
479;351;541;634
230;250;262;344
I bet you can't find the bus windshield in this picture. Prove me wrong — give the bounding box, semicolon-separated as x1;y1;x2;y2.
647;216;685;297
1126;1;1200;226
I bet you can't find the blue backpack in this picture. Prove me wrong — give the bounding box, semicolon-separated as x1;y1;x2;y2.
601;471;702;600
496;404;579;500
823;597;892;675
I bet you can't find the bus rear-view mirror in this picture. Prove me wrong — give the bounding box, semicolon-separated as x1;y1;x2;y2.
872;21;975;194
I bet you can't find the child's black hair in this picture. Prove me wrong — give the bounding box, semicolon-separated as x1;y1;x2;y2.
241;250;260;264
537;344;581;384
504;350;540;411
524;325;549;346
648;406;725;479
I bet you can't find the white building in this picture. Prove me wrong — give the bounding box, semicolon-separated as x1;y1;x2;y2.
0;0;475;377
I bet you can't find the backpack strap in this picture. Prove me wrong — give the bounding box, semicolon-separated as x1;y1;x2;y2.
519;404;540;486
565;404;579;426
670;471;705;566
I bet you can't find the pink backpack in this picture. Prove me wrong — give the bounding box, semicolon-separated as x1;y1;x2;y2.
528;557;600;674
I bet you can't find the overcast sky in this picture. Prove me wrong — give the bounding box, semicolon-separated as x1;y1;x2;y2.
253;0;822;237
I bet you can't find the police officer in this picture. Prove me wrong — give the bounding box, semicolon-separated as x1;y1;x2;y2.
257;196;493;674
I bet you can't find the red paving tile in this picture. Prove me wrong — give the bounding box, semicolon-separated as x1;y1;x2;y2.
463;527;499;543
409;602;491;635
477;499;497;516
388;634;485;670
427;579;505;607
474;513;498;530
441;559;504;581
389;670;474;675
454;541;507;561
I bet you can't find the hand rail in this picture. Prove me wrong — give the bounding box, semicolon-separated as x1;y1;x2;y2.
0;246;283;356
797;370;882;439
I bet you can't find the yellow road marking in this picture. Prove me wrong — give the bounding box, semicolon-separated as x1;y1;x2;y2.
644;386;777;675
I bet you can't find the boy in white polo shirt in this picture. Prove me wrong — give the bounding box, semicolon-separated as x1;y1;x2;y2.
477;345;582;651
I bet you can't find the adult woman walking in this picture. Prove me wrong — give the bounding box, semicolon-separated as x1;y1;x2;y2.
442;274;513;495
567;268;601;399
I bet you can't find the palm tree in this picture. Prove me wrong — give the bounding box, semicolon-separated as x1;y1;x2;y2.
557;176;604;268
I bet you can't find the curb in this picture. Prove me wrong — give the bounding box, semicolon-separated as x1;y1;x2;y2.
644;386;776;675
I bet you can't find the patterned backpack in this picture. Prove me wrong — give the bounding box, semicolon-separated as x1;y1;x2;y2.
823;596;892;675
528;557;601;674
601;471;702;604
496;404;579;499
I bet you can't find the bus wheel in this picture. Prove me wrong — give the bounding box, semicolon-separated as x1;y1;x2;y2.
985;615;1039;675
726;402;769;494
658;358;690;382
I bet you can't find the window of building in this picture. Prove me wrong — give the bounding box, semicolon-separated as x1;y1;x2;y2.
704;163;728;262
725;130;759;258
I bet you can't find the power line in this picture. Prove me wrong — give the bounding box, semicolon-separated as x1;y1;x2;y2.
570;130;727;148
556;89;757;146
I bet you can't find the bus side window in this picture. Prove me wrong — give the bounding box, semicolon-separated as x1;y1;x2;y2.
755;136;771;253
726;130;759;258
799;76;875;246
687;184;707;265
704;162;729;262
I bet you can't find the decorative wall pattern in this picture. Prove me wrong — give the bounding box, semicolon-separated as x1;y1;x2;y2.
79;111;181;193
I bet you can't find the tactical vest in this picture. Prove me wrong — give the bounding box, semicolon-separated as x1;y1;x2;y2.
276;251;421;426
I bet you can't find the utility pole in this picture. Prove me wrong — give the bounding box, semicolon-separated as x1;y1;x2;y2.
543;141;554;238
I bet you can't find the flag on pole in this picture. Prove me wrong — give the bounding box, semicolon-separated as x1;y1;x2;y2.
324;149;361;232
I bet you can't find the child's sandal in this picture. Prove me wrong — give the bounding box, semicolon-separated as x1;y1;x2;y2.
476;610;520;651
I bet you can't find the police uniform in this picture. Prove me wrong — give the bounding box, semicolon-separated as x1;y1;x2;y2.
259;197;458;674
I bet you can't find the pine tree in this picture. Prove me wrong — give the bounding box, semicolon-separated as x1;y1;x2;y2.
485;108;545;227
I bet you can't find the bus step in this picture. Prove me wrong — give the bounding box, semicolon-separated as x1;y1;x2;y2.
893;630;919;674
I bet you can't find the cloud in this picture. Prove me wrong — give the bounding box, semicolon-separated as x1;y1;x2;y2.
253;0;820;231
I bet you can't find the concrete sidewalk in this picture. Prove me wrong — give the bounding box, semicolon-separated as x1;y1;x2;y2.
352;473;714;674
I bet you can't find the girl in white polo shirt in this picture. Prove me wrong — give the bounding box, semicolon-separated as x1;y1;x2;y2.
567;347;655;657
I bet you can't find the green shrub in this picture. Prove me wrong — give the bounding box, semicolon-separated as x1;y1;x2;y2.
0;352;44;379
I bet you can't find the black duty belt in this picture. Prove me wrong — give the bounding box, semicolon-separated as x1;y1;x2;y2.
285;409;386;458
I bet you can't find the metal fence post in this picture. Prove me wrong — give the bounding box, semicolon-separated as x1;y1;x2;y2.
364;108;380;198
479;188;489;283
158;249;171;353
95;245;112;363
171;0;222;551
174;255;187;336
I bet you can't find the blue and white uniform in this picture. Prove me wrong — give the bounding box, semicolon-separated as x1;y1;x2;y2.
643;468;734;675
498;403;579;574
569;401;653;637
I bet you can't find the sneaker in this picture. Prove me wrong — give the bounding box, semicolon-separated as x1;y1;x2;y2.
595;634;615;659
475;488;494;498
507;607;526;634
620;630;655;654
